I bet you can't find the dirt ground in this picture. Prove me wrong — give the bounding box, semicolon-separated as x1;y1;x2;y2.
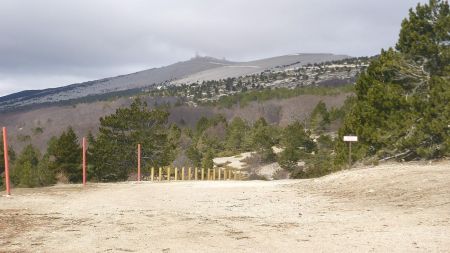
1;161;449;253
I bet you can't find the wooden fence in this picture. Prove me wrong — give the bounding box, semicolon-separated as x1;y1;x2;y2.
144;167;243;182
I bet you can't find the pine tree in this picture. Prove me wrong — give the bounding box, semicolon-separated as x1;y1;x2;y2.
36;154;56;186
225;117;249;152
248;117;277;162
11;145;40;187
53;127;82;182
396;0;450;75
309;101;330;132
201;150;214;169
278;121;316;176
336;0;449;164
91;98;171;181
186;145;202;168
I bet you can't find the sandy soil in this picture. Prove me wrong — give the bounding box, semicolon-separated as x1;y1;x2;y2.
1;161;449;253
213;152;253;170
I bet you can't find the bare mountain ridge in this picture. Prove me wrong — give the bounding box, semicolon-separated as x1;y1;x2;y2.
0;53;349;111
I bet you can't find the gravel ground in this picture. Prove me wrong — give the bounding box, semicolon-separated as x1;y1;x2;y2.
1;161;449;252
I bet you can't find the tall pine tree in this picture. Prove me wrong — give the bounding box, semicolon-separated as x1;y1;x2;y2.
337;0;449;164
51;127;82;182
90;98;171;181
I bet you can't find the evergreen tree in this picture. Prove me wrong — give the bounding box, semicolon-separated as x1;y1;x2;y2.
225;117;249;152
337;0;449;164
36;154;56;186
91;98;171;181
248;117;278;162
186;145;202;168
278;121;316;176
201;150;214;169
11;145;40;187
396;0;450;75
309;101;330;132
195;116;210;135
52;127;82;182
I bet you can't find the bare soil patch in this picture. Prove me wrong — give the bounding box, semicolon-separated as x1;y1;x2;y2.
1;161;449;252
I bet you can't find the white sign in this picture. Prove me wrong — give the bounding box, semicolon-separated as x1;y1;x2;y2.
343;136;358;142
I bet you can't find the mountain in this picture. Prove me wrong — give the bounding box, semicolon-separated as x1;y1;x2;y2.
0;53;349;111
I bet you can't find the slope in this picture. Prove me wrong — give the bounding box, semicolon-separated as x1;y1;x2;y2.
0;53;349;111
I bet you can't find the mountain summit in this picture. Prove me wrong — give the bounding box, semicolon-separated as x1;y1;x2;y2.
0;53;348;111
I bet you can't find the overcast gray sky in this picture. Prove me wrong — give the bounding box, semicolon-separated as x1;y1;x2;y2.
0;0;424;96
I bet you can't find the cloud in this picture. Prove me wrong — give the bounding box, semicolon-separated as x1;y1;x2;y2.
0;0;425;96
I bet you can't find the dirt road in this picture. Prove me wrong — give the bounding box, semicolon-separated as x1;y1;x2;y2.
1;161;449;252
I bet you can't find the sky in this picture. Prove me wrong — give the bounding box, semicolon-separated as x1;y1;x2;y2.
0;0;425;96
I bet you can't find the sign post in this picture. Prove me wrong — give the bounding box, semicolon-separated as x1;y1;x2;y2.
3;127;11;195
343;136;358;169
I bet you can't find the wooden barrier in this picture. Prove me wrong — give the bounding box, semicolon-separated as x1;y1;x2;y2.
145;166;244;183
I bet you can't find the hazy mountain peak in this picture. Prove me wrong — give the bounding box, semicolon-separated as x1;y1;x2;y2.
0;53;350;111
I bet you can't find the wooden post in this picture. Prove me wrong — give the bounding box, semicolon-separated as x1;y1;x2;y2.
181;167;185;181
167;167;171;181
343;136;357;169
137;144;141;182
2;127;11;195
218;168;221;180
82;137;87;186
348;142;352;169
151;167;154;182
207;169;210;180
201;168;204;180
174;167;178;181
213;168;216;181
188;167;192;180
159;167;162;181
195;168;198;180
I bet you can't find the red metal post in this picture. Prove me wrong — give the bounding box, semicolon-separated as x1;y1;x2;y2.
82;137;87;186
137;144;141;181
2;127;10;195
